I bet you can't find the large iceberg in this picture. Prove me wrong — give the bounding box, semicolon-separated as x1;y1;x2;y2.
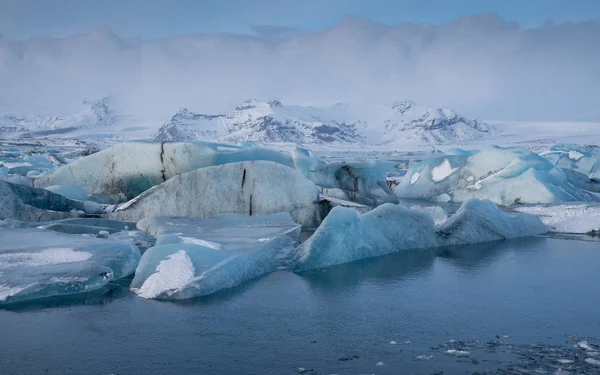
110;160;325;228
33;141;293;199
293;203;438;271
0;228;140;305
436;199;547;246
514;204;600;234
292;147;400;206
131;213;300;300
293;199;546;271
540;144;600;191
395;146;593;205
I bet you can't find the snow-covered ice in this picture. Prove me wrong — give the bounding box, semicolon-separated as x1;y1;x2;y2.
437;199;547;246
514;204;600;234
0;228;140;304
131;213;301;300
396;146;594;205
293;199;546;271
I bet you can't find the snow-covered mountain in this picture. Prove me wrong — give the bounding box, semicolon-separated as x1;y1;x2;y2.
154;99;496;145
0;97;116;138
155;100;361;144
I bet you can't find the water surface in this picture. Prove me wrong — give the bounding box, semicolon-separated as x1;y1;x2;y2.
1;237;599;374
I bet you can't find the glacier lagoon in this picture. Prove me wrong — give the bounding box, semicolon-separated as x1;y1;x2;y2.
0;236;599;374
2;141;600;374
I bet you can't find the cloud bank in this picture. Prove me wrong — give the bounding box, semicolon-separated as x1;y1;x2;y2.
0;14;599;121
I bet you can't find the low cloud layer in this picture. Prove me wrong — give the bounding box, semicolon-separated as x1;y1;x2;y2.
0;14;599;121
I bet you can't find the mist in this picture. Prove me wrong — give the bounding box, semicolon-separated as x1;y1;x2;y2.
0;14;599;121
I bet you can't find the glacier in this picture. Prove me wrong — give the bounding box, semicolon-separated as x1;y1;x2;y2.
131;213;300;300
395;146;594;205
0;228;140;305
293;199;546;271
110;160;325;228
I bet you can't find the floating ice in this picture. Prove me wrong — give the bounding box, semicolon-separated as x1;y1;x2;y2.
111;160;325;228
131;213;300;300
294;199;545;270
33;141;294;199
0;180;98;221
137;212;301;249
396;146;593;205
586;358;600;367
410;205;448;226
0;228;140;304
514;204;600;234
445;349;470;357
44;185;88;201
293;147;399;206
293;204;436;271
437;199;547;246
542;144;600;179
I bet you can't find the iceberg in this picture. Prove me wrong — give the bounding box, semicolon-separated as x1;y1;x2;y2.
0;180;101;221
33;141;294;199
43;185;88;201
110;160;325;228
0;228;140;305
540;144;600;192
514;204;600;234
292;147;399;206
293;199;546;271
541;144;600;178
437;199;547;246
396;146;593;205
293;203;437;271
131;213;300;300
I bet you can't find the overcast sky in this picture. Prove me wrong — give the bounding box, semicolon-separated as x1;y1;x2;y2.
1;0;599;39
0;1;599;121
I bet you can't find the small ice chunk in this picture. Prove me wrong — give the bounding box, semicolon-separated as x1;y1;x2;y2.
578;341;595;351
97;230;110;238
585;358;600;366
557;359;574;365
445;349;469;357
431;159;458;182
389;341;397;345
416;355;433;360
375;362;385;366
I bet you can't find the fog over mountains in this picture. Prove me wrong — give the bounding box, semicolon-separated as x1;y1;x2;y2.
1;14;599;121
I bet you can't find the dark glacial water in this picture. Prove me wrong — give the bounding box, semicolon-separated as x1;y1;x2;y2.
1;236;599;375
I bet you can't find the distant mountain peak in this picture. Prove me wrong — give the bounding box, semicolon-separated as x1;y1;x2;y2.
154;99;494;145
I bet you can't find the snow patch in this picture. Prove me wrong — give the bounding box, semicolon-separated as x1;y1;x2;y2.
134;250;195;299
431;159;458;182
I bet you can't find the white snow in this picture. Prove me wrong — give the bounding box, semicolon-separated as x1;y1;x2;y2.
134;250;196;299
431;159;458;182
410;172;420;184
0;248;92;267
568;150;585;161
515;204;600;234
0;284;30;301
179;237;223;250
